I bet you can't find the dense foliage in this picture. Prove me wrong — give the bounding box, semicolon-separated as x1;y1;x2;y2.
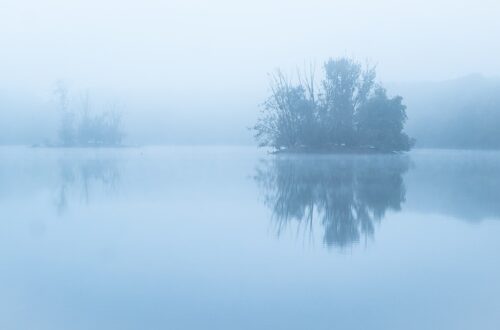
254;57;414;152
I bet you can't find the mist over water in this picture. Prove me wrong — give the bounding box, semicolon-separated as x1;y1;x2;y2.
2;0;500;328
1;146;500;329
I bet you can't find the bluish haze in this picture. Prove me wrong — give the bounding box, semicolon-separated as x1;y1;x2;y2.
1;0;500;145
2;2;500;328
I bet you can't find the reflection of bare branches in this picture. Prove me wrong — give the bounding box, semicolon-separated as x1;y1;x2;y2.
254;155;410;249
56;162;76;214
56;158;120;214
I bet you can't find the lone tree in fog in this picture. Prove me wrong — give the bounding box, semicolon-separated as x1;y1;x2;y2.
253;57;414;152
54;84;124;147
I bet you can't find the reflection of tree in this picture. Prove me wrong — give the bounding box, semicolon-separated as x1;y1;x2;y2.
56;158;120;214
255;155;410;249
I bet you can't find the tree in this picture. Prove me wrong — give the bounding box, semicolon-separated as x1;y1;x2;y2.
356;87;414;151
321;58;375;146
253;70;317;149
76;97;124;146
54;85;125;147
253;57;413;152
90;109;124;146
77;91;93;145
54;81;75;146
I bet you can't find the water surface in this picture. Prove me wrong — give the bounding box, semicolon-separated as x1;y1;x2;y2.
1;146;499;330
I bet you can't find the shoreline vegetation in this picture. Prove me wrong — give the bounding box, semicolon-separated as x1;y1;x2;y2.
253;57;415;154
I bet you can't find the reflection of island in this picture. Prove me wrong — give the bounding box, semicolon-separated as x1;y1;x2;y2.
56;158;120;214
255;155;410;248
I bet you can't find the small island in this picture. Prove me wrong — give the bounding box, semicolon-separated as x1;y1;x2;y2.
253;57;414;153
52;82;125;147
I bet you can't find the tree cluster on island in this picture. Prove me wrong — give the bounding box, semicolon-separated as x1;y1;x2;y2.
253;57;414;152
55;82;124;147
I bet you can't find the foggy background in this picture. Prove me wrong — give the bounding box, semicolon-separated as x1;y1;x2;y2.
1;0;500;146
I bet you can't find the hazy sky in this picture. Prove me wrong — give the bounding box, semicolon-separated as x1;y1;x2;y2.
1;0;500;144
1;0;500;90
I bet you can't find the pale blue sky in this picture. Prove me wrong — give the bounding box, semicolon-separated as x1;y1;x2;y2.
1;0;499;92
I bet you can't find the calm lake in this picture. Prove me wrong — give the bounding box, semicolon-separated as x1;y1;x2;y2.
1;146;499;330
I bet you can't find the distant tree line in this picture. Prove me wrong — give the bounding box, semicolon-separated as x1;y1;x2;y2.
54;82;124;147
253;57;414;152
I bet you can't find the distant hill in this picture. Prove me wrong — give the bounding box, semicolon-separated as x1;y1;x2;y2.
388;74;500;149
